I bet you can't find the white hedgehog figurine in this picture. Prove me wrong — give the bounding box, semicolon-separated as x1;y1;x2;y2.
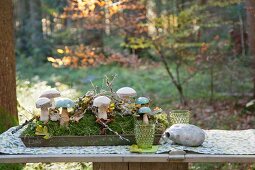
161;124;205;147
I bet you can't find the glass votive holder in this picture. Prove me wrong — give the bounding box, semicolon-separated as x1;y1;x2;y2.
169;110;190;125
134;124;155;149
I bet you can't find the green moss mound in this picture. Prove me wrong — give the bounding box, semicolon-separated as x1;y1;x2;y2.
22;110;169;137
22;111;136;137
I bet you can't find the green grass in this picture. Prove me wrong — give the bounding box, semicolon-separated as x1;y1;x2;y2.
0;164;24;170
16;60;253;111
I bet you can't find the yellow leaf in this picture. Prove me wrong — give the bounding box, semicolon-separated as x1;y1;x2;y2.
57;49;65;54
82;97;91;104
110;103;115;109
35;132;44;136
43;133;51;139
47;57;56;63
35;125;43;133
43;126;48;133
89;4;95;11
130;144;142;153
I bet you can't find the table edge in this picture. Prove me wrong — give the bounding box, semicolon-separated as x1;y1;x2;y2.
0;154;255;163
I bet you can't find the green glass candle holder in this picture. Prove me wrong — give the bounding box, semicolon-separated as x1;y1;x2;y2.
169;110;190;125
134;124;155;149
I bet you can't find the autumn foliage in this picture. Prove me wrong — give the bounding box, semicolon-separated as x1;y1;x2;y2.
48;45;141;68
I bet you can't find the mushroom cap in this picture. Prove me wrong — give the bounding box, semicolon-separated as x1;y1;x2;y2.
136;97;150;105
116;87;136;98
93;96;111;107
55;98;75;108
138;107;152;115
39;89;61;99
36;97;51;108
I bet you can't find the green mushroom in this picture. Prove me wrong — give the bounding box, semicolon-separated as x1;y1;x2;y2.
55;98;75;126
138;107;152;124
136;97;149;106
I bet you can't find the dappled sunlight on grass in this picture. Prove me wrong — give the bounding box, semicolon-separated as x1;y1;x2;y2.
17;79;79;124
24;162;92;170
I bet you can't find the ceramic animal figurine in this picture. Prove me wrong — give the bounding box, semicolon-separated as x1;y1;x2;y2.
161;124;205;147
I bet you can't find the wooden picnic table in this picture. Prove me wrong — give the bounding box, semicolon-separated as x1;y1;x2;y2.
1;153;255;170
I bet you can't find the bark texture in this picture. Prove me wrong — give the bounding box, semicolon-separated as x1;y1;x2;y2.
0;0;18;132
246;0;255;97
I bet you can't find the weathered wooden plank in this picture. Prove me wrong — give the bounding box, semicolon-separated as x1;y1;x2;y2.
93;162;129;170
93;162;188;170
128;162;188;170
0;154;254;163
184;154;255;163
128;163;140;170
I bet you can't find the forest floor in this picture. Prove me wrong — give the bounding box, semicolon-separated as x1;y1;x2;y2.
12;61;255;170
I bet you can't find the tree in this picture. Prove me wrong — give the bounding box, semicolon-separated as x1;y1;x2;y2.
15;0;30;55
0;0;18;133
29;0;45;60
246;0;255;98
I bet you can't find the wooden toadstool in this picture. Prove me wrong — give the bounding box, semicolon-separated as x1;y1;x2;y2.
116;87;136;103
36;97;51;123
55;98;75;126
93;96;111;120
135;97;150;107
39;89;61;108
138;107;152;124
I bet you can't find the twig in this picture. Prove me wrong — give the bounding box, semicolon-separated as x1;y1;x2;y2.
96;116;130;142
90;80;98;94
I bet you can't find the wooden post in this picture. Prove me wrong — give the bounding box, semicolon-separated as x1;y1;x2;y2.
93;162;188;170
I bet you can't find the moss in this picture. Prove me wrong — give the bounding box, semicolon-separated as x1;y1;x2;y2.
108;113;135;135
22;111;136;137
22;109;167;137
0;107;18;133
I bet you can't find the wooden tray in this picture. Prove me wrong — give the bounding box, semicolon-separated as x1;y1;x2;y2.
20;134;162;147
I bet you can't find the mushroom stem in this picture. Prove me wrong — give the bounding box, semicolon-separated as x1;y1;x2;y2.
50;98;55;108
143;114;149;124
40;107;49;122
123;96;131;103
97;106;108;120
60;107;70;126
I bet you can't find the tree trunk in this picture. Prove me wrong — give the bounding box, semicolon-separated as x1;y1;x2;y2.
15;0;30;53
210;63;214;103
246;0;255;98
155;47;187;105
0;0;18;133
29;0;44;60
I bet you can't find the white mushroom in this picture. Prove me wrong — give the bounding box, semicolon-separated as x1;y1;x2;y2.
116;87;136;103
36;97;51;122
93;96;111;120
39;89;61;108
